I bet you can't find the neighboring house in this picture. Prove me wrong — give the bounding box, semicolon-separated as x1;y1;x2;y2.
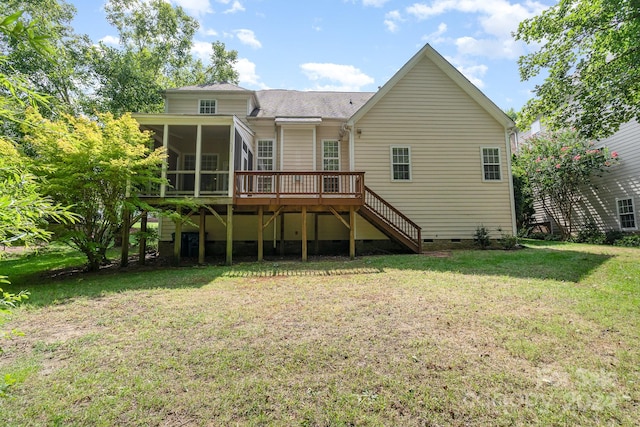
518;119;640;234
133;44;517;263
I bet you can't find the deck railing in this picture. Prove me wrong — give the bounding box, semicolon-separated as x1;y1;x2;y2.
363;185;422;252
234;171;365;203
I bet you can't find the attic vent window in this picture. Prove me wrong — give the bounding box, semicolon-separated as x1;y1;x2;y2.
199;99;217;114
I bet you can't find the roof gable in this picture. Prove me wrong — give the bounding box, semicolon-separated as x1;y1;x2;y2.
348;44;514;129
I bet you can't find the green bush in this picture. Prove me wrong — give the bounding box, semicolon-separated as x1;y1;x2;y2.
613;234;640;247
604;230;625;245
473;225;491;249
528;232;564;241
499;234;518;250
574;220;605;244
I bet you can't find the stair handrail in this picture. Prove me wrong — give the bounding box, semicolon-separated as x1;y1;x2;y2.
364;186;422;251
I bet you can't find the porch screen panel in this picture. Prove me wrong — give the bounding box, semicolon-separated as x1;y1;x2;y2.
200;126;230;194
166;125;197;195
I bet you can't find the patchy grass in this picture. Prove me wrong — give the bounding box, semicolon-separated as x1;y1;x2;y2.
1;241;639;426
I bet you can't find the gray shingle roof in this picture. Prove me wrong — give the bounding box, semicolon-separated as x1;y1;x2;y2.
254;90;374;119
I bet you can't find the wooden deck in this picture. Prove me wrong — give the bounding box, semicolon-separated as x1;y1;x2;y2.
233;171;365;206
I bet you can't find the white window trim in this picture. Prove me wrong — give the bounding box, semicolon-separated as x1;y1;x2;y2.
322;140;341;171
198;99;217;115
616;197;637;231
481;146;503;182
256;139;275;171
390;145;412;182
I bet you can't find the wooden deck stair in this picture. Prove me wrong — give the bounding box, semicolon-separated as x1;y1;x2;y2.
359;186;422;253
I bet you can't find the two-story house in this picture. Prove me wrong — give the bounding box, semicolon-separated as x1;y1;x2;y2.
133;44;517;264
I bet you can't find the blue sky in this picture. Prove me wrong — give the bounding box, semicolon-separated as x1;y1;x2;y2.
69;0;553;111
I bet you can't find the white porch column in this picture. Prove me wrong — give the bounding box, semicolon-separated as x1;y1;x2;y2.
228;121;236;197
195;124;202;197
160;123;169;197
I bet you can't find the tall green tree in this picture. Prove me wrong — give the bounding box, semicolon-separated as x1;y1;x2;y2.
23;110;165;271
88;0;242;115
0;1;92;117
515;0;640;139
515;129;618;237
89;0;196;114
206;41;239;84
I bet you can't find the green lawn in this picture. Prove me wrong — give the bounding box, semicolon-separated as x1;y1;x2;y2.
1;241;639;426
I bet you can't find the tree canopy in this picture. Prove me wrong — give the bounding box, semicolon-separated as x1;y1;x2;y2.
88;0;239;115
0;1;92;117
23;110;165;271
515;0;640;139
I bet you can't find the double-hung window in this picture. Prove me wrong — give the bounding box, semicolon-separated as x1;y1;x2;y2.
481;147;501;181
322;140;340;192
257;140;274;192
617;198;637;230
199;99;217;114
391;146;411;181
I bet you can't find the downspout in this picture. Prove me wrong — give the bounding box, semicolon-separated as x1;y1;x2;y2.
505;126;518;236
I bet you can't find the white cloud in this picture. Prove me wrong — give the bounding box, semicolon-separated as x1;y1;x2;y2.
172;0;213;16
363;0;390;6
200;28;219;37
421;22;447;44
406;0;548;58
384;10;403;33
300;63;374;91
191;41;213;61
235;58;269;89
99;35;120;46
234;29;262;49
224;1;245;14
455;36;523;59
448;59;488;88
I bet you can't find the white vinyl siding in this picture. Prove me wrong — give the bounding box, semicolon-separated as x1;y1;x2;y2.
354;54;514;239
199;99;217;114
282;128;314;171
390;146;411;181
617;198;637;230
481;147;502;181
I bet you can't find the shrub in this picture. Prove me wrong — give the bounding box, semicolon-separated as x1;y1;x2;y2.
604;230;624;245
499;234;518;250
473;225;491;249
528;232;563;241
613;234;640;247
574;220;605;244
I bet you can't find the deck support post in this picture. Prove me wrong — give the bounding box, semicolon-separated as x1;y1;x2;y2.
314;213;319;255
138;211;148;265
226;204;233;265
279;214;285;256
173;218;182;265
257;206;264;261
198;208;206;264
349;206;356;260
302;206;308;262
120;207;131;267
